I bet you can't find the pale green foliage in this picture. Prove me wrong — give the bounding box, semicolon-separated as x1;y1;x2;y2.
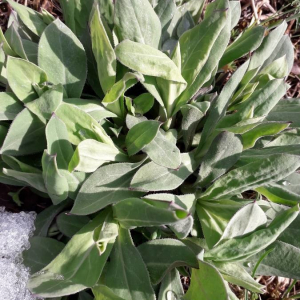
0;0;299;299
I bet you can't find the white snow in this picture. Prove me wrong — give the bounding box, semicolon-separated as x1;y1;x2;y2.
0;208;40;300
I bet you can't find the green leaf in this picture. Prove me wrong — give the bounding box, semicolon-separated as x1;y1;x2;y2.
7;57;47;103
200;154;300;200
0;92;23;120
241;122;290;150
115;40;186;83
42;150;69;205
3;168;47;193
205;205;299;262
138;239;198;284
158;268;184;300
113;197;188;229
1;108;46;156
90;3;116;93
5;23;28;60
195;59;250;159
93;285;125;300
184;260;228;300
23;237;65;274
1;155;41;174
38;19;87;98
59;0;93;37
28;209;118;297
248;21;287;71
101;227;155;300
155;0;176;30
256;173;300;205
26;84;64;121
114;0;161;48
219;26;265;68
56;213;90;238
69;139;128;173
145;193;196;238
46;113;74;170
214;262;264;293
125;120;161;156
259;55;289;79
0;27;17;56
175;0;229;109
55;103;113;146
229;1;241;29
219;202;267;243
197;201;244;249
252;241;300;279
266;98;300;128
133;93;154;114
197;132;243;187
102;72;143;118
22;39;38;64
71;160;145;215
143;130;181;169
34;200;70;236
7;0;47;36
181;103;207;150
131;152;197;191
63;98;117;121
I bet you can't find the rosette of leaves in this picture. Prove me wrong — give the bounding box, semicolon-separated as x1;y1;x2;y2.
0;0;300;299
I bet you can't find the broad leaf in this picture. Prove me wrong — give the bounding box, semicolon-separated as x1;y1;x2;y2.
125;120;161;156
3;168;47;193
143;130;181;169
90;4;116;93
113;197;188;229
138;239;198;284
184;260;228;300
7;0;47;36
7;57;47;103
114;0;161;48
26;84;64;121
69;139;128;173
158;268;184;300
205;205;299;262
0;92;23;120
38;19;87;98
219;26;265;68
1;108;46;156
23;237;65;274
219;202;267;242
42;150;69;205
56;213;90;238
197;132;243;187
55;103;113;146
71;160;145;215
200;154;300;200
214;262;264;293
115;40;186;83
28;209;118;297
101;227;155;300
46;113;74;170
131;152;197;191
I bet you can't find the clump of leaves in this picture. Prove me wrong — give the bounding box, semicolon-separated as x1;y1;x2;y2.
0;0;300;299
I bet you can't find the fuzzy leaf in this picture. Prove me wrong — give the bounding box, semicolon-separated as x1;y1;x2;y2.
115;40;186;83
38;19;87;98
7;57;47;103
138;239;198;284
114;0;161;48
101;227;155;300
71;161;145;215
90;4;116;93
